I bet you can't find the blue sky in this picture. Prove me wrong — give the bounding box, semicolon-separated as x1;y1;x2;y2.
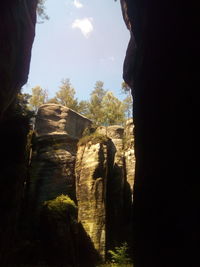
23;0;130;101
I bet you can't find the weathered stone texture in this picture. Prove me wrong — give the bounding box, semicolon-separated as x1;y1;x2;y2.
124;119;135;198
35;103;91;138
75;139;115;259
76;125;134;256
29;104;91;211
96;126;126;245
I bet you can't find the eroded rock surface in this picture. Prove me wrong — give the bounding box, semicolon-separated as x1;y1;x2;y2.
75;138;115;260
29;104;91;211
76;125;134;258
124;119;135;198
35;103;91;139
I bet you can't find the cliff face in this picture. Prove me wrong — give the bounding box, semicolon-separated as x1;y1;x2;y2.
0;2;37;264
75;139;114;260
25;104;135;263
0;1;197;266
0;1;37;117
124;119;135;199
76;124;134;260
120;1;198;266
29;104;91;212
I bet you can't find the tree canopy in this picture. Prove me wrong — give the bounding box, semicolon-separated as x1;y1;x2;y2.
56;79;79;111
29;86;47;113
37;0;49;22
27;79;133;126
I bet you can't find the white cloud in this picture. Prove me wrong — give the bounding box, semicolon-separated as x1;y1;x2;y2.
73;0;83;8
72;18;94;38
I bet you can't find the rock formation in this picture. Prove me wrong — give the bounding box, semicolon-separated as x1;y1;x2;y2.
120;1;198;266
25;105;135;263
1;1;197;266
0;2;37;264
124;119;135;199
76;125;134;260
75;137;114;260
28;104;91;212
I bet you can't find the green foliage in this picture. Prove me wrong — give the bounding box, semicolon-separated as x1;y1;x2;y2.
46;97;59;104
37;0;49;22
77;100;90;116
78;132;109;146
28;79;132;126
121;82;131;94
108;243;132;265
15;93;35;120
101;91;125;126
123;95;132;119
56;79;79;111
87;81;107;126
29;86;47;112
86;81;125;126
43;194;77;222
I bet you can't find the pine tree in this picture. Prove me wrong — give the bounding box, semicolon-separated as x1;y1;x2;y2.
101;91;125;126
87;81;107;125
29;86;47;113
56;79;79;111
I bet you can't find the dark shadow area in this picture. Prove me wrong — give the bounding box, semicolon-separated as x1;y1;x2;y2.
0;110;30;265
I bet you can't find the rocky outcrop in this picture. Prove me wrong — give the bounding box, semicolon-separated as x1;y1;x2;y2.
28;104;91;214
76;125;134;260
0;1;197;266
0;2;37;264
124;119;135;199
120;1;198;267
35;103;91;139
75;137;115;260
0;1;37;117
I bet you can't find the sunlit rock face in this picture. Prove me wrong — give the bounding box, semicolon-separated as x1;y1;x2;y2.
29;104;91;210
76;125;134;258
96;126;128;245
124;119;135;199
75;139;115;260
35;103;91;138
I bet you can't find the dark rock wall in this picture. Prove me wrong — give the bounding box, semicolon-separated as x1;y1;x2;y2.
0;1;37;265
0;1;37;116
0;1;198;266
121;1;198;266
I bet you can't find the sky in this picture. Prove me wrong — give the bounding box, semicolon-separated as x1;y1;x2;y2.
22;0;130;101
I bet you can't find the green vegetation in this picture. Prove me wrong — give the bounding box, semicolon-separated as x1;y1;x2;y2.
29;86;47;112
55;79;79;111
121;82;133;119
101;91;125;125
86;81;107;125
108;242;132;265
27;79;133;125
43;194;77;221
37;0;49;22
